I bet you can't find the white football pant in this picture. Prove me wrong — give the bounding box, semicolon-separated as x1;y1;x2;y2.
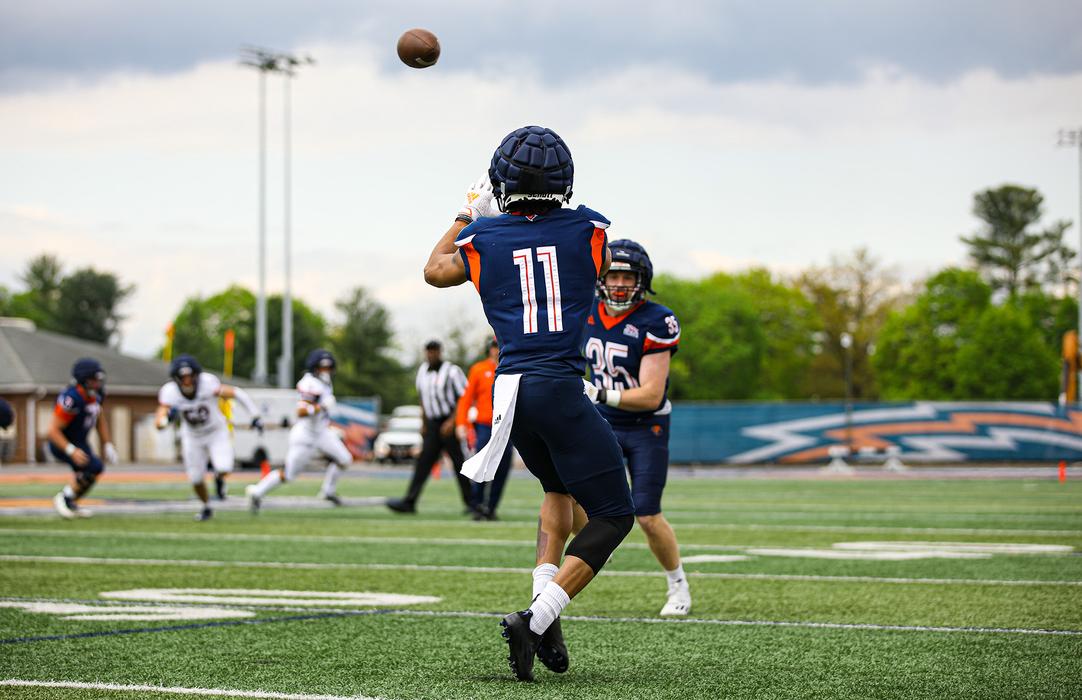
285;428;352;481
182;430;234;484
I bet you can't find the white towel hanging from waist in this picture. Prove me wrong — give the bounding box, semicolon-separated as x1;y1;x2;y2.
461;373;521;483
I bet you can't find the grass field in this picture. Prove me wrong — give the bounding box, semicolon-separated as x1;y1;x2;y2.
1;467;1081;699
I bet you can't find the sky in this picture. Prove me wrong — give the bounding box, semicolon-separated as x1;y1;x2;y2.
2;1;1082;364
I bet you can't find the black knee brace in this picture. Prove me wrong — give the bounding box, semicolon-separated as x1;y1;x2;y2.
564;514;634;574
75;470;98;490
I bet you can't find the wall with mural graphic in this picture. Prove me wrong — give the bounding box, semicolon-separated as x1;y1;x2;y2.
668;402;1082;464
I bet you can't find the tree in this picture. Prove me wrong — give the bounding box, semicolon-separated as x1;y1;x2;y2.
654;273;766;400
53;268;135;346
798;248;904;399
169;286;326;384
874;269;992;399
8;254;63;329
960;185;1075;296
328;287;413;407
954;304;1059;399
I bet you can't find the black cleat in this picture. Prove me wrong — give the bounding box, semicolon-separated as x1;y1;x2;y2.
323;493;343;507
500;610;540;682
214;475;227;500
385;497;416;514
536;616;569;673
195;507;213;521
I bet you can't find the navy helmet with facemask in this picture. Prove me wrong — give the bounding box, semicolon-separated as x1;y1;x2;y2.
598;239;654;313
488;125;574;212
169;354;202;398
305;349;336;381
71;357;106;396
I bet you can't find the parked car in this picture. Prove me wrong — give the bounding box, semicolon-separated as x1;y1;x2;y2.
373;413;423;463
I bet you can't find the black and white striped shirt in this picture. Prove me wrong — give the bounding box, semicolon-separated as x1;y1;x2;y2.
416;361;467;420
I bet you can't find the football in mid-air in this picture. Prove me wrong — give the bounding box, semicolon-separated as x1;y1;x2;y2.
397;28;440;69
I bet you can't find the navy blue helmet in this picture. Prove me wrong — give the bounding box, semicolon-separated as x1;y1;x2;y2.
71;357;105;385
169;354;202;396
489;125;573;211
305;349;336;373
0;398;13;430
599;239;654;312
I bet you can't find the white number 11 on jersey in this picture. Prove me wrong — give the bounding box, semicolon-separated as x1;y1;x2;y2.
512;246;564;334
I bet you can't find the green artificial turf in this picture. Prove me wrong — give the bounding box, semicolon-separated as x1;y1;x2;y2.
1;474;1080;699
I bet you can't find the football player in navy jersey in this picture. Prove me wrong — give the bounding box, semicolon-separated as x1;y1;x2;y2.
581;239;691;616
423;125;636;682
47;358;118;519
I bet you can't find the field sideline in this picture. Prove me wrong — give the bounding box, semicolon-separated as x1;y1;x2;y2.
1;465;1080;699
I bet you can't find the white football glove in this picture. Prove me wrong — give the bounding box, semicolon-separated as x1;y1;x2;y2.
456;175;500;222
104;442;119;466
582;379;601;404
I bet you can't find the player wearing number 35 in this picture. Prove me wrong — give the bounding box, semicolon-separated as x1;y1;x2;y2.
424;125;636;682
155;354;263;521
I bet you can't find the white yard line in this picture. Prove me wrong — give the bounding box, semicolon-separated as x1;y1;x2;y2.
2;603;1078;638
0;679;382;700
0;527;745;552
2;554;1079;587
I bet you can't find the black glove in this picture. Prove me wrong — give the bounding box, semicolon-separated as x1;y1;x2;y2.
250;417;265;435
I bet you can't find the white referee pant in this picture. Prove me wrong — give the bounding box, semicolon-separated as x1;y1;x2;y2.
284;426;352;481
182;429;234;484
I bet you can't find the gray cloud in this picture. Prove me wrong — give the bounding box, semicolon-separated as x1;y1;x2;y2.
3;0;1082;93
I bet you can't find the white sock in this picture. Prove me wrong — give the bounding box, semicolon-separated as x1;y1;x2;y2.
62;485;75;499
666;564;687;588
321;464;341;496
532;563;558;600
253;470;281;498
528;581;569;636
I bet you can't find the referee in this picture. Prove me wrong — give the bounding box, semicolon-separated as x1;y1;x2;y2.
387;340;474;514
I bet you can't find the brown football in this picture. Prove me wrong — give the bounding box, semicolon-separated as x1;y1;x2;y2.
396;28;440;69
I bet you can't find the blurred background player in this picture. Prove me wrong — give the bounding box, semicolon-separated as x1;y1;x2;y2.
423;125;636;682
48;358;118;519
456;338;512;521
247;349;352;512
386;340;472;514
156;354;262;520
582;239;690;616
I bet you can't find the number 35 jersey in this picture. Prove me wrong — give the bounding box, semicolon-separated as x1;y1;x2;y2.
158;373;228;439
455;205;609;378
585;300;681;426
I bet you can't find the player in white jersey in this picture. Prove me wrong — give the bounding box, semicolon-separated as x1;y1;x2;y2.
246;349;353;513
155;354;263;521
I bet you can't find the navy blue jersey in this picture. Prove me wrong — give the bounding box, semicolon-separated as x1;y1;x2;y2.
53;384;104;445
456;205;609;378
585;299;680;426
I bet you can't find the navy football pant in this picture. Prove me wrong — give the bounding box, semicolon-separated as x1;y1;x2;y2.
48;441;104;487
510;375;634;519
612;415;671;516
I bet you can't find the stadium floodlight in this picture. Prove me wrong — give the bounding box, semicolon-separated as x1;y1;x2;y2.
240;47;315;386
1057;127;1082;396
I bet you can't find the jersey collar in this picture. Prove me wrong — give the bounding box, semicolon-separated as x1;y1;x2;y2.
75;384;98;404
597;300;644;330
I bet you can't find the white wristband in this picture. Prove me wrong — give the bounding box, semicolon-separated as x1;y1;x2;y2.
64;443;76;456
604;390;622;408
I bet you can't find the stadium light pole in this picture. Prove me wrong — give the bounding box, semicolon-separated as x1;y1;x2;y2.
1058;129;1082;353
276;53;314;388
240;47;278;385
1058;128;1082;401
840;331;854;451
241;47;313;386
